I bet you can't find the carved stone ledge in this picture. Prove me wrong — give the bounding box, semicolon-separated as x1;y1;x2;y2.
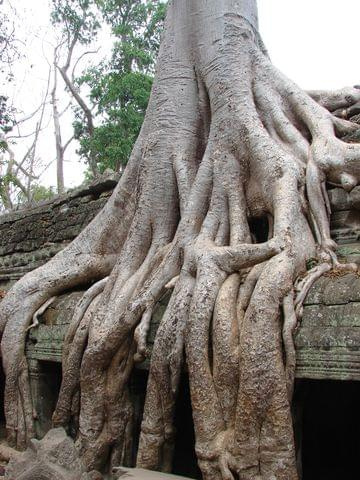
25;272;360;384
295;273;360;381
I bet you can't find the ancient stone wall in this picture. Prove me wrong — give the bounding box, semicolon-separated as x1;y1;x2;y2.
0;173;120;290
0;177;359;441
0;183;359;375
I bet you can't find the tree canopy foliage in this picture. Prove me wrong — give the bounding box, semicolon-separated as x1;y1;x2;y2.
52;0;167;175
0;0;167;210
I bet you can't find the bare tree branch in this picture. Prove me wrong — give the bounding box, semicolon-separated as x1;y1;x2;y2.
71;47;99;82
54;31;99;177
63;135;74;153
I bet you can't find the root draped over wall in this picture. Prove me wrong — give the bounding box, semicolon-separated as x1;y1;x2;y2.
1;1;360;479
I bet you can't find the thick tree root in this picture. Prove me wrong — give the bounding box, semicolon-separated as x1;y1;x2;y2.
1;2;360;479
294;263;331;319
26;296;56;332
53;288;105;427
282;291;298;401
134;307;153;362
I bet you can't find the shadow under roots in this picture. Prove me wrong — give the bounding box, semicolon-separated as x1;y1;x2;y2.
124;370;202;478
248;216;269;243
172;374;202;480
300;379;360;480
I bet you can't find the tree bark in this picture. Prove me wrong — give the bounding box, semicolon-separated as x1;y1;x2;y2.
1;1;360;479
52;57;65;194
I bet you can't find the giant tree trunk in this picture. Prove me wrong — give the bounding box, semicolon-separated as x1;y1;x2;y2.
1;1;360;479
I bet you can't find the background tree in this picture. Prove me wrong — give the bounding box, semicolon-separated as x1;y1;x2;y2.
0;0;19;83
50;0;166;177
51;0;101;178
0;0;166;206
74;0;166;173
0;85;52;209
1;1;360;480
0;6;52;210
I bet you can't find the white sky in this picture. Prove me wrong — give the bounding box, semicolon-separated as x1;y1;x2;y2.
258;0;360;89
3;0;360;189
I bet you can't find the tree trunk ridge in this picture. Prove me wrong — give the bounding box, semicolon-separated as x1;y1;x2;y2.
1;1;360;479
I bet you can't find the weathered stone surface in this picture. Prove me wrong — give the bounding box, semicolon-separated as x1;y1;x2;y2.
4;429;192;480
304;273;360;305
296;273;360;381
336;243;360;265
5;428;93;479
328;185;360;212
26;292;84;363
0;174;120;289
328;186;360;247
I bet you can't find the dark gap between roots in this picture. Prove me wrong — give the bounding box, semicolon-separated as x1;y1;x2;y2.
295;379;360;480
249;215;269;243
31;360;63;439
129;369;201;477
172;373;202;479
128;369;149;466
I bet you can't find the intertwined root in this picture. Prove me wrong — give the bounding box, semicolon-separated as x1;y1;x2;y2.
0;248;115;449
308;86;360;119
136;34;360;478
253;52;360;252
1;5;360;480
53;278;108;428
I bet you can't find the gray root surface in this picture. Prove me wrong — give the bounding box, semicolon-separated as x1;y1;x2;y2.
1;1;360;479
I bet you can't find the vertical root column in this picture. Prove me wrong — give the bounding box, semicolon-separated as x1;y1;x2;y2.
76;237;183;471
282;291;298;402
212;273;241;428
53;278;108;428
107;340;137;470
234;255;298;480
137;273;195;472
186;261;227;480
